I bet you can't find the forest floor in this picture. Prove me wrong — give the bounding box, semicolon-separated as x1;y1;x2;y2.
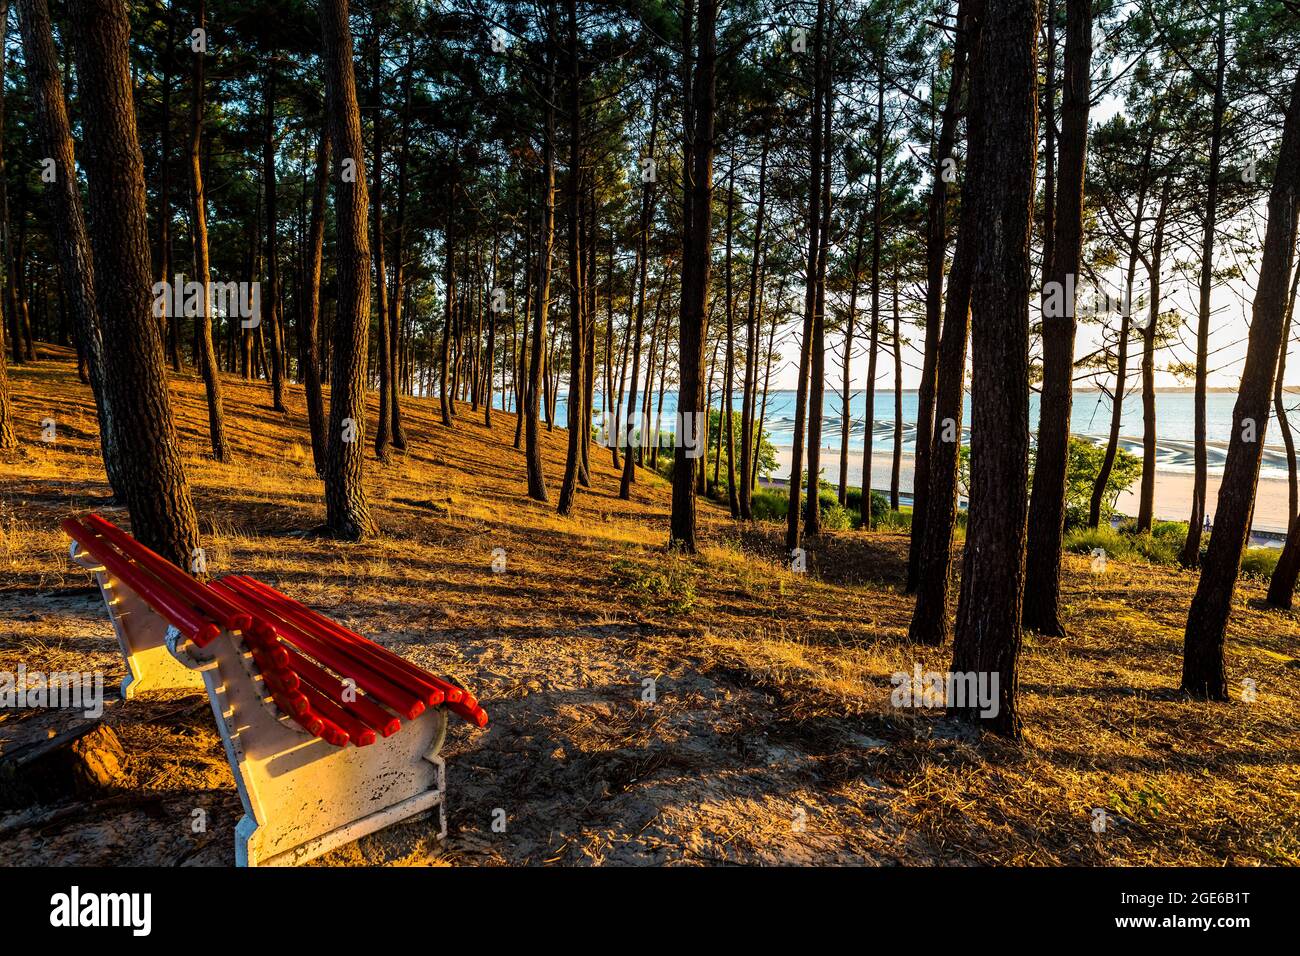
1;345;1298;866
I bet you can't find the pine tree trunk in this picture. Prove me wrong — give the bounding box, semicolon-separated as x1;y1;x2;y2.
0;0;19;449
722;160;739;517
620;87;660;498
753;273;781;489
1186;65;1300;691
369;27;392;461
909;0;973;591
484;234;498;428
303;121;331;477
805;45;833;539
67;0;200;566
1022;0;1090;635
158;0;181;372
838;216;866;505
740;134;768;518
1137;178;1171;532
188;0;230;461
908;184;976;646
526;1;557;502
786;0;824;553
861;61;885;529
558;0;585;517
16;0;119;486
671;0;716;552
263;65;286;413
1180;4;1227;568
949;0;1039;738
1265;266;1300;606
441;219;457;426
1272;262;1300;524
388;43;412;449
319;0;377;539
891;277;903;510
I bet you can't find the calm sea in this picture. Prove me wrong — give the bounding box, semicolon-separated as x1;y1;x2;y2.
541;388;1298;480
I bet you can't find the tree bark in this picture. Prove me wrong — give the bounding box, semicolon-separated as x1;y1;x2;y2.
1180;3;1228;568
907;16;981;647
839;214;866;505
388;42;411;449
158;0;181;372
557;0;586;517
526;1;558;503
908;0;973;591
722;160;740;517
1184;66;1300;689
1137;177;1172;532
263;64;286;413
440;210;457;427
67;0;200;566
16;0;119;487
949;0;1039;738
1265;257;1300;605
739;131;768;519
1022;0;1090;635
786;0;824;552
891;277;903;509
319;0;377;539
368;25;392;460
862;61;885;529
670;0;716;553
620;82;660;499
303;120;331;477
188;0;230;461
805;36;833;538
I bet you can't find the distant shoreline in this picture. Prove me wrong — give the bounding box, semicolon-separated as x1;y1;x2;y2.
771;444;1295;540
748;386;1298;395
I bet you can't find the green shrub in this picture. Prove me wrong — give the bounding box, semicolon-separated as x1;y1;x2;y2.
877;508;912;532
1064;524;1131;559
1241;548;1280;580
1065;522;1191;567
843;488;889;525
609;557;697;615
751;488;788;522
820;502;854;531
1019;438;1143;532
1127;532;1181;565
749;485;864;530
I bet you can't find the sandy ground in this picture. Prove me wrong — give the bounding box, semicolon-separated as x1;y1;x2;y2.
775;445;1294;536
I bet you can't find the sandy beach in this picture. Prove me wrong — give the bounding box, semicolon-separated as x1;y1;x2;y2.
772;444;1294;538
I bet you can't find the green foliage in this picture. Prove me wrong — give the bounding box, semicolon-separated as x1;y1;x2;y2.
961;437;1142;530
657;412;778;491
748;486;860;530
609;557;697;616
1063;519;1276;574
842;488;890;525
748;484;910;532
750;487;788;522
1108;782;1169;823
706;408;778;482
1065;524;1182;565
1241;548;1280;580
1060;438;1143;529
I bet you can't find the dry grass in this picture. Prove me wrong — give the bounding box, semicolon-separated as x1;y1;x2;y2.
0;345;1297;866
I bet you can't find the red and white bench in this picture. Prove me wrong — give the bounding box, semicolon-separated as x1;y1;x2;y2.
63;512;487;867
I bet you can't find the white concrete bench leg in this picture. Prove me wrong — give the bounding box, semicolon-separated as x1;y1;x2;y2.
71;541;206;699
203;630;449;867
70;541;450;866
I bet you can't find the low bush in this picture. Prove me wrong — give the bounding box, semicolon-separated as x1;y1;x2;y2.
1241;548;1280;580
